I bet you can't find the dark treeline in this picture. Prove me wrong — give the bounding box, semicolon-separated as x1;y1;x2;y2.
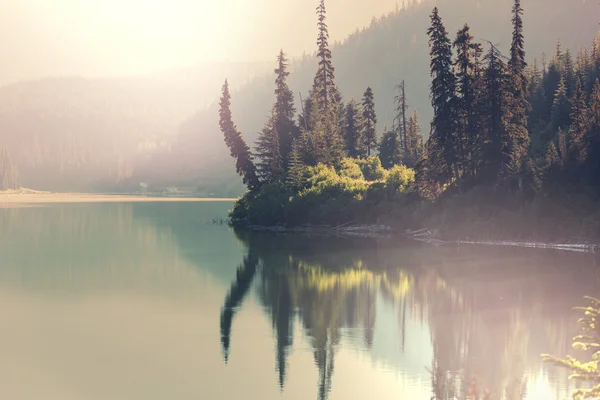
220;0;600;240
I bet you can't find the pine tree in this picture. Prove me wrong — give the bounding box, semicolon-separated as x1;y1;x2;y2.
311;0;338;122
286;141;306;190
557;127;567;167
406;110;424;166
550;77;570;133
379;128;400;169
426;7;458;184
545;142;559;168
393;81;409;157
255;116;284;183
479;44;511;181
569;79;589;163
361;87;377;156
454;23;483;179
273;50;298;168
587;80;600;170
0;147;19;191
343;99;364;158
219;80;260;190
505;0;530;179
300;0;345;166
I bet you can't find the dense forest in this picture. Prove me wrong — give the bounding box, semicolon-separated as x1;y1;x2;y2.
0;0;597;196
220;0;600;241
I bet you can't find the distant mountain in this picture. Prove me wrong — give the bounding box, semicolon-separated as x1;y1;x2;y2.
0;61;270;192
159;0;599;194
0;0;598;195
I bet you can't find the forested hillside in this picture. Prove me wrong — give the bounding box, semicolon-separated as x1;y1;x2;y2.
162;0;599;194
0;61;269;192
0;0;598;194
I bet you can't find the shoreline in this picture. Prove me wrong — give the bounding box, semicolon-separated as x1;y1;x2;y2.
0;191;237;207
242;224;599;253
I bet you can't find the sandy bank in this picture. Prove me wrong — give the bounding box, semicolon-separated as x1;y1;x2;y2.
0;192;236;207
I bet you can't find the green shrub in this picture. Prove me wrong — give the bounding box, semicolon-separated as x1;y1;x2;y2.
356;156;387;181
385;164;415;196
338;157;364;180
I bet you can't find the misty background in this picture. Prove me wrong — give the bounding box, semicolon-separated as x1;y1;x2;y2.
0;0;598;195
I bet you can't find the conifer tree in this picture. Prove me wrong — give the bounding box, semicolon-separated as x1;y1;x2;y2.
219;80;260;190
393;81;409;156
454;24;483;179
587;80;600;169
426;7;458;184
361;87;377;156
286;141;306;190
479;44;511;180
273;50;299;167
550;77;571;133
505;0;530;179
343;99;364;158
406;110;424;165
569;79;589;163
300;0;345;166
379;128;400;169
255;116;284;183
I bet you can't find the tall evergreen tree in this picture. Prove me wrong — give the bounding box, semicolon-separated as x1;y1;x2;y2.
255;116;284;183
361;87;377;156
479;44;511;180
426;7;458;184
273;50;299;167
343;99;364;158
393;81;409;156
310;0;341;126
505;0;530;179
569;79;590;163
219;80;260;190
299;0;345;166
454;23;483;179
550;77;571;133
406;110;424;166
379;128;400;169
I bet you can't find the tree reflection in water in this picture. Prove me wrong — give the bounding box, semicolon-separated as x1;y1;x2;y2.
220;231;597;400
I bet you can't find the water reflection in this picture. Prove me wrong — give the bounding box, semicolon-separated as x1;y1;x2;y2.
223;231;598;400
1;203;598;399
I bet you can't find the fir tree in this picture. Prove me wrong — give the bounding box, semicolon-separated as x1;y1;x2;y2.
454;23;483;179
550;77;570;133
286;141;306;190
406;110;424;166
273;50;299;168
569;79;589;163
343;99;364;158
479;44;511;181
426;7;458;184
557;127;567;167
312;0;340;121
361;87;377;156
505;0;530;179
255;116;284;183
219;80;260;190
393;81;409;156
300;0;345;166
379;128;400;169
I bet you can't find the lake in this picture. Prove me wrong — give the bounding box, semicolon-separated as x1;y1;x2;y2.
0;200;597;400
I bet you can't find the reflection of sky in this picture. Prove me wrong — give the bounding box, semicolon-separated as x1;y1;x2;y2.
0;203;597;400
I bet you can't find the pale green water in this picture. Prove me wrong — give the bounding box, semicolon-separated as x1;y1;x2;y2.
0;201;597;400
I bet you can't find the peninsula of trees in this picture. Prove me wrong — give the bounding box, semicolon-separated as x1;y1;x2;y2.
220;0;600;241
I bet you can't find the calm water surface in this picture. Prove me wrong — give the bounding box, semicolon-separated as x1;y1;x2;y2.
0;201;598;400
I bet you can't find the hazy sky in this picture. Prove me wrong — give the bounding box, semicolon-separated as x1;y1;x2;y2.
0;0;402;86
